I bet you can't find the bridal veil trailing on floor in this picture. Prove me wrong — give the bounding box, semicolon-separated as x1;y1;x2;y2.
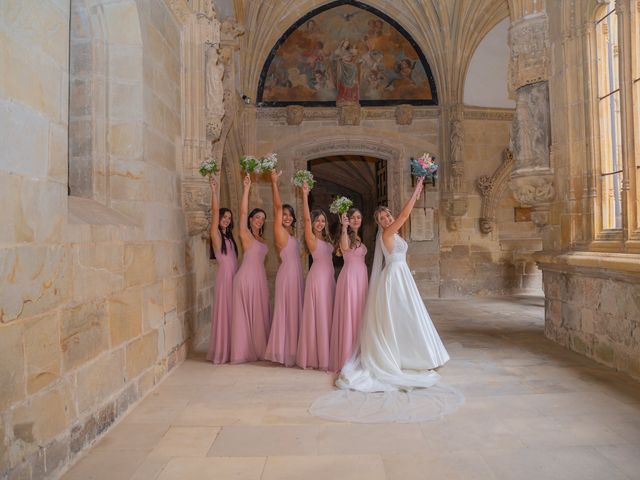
310;232;464;423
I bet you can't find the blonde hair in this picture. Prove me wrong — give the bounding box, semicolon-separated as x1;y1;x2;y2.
374;206;392;226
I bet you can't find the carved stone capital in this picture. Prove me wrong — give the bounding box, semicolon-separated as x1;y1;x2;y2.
444;196;468;231
508;13;550;93
509;169;555;207
395;104;413;125
338;104;361;126
286;105;305;126
221;18;245;44
182;177;212;236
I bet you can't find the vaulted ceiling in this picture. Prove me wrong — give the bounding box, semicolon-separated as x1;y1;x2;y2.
214;0;550;106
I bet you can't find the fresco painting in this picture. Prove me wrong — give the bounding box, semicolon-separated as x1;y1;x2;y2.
259;4;436;105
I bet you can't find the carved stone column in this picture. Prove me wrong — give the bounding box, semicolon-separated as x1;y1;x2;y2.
443;104;467;231
507;12;554;228
179;1;222;238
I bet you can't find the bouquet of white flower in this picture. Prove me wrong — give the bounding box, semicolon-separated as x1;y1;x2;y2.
240;155;261;174
291;170;316;189
329;196;353;215
198;158;219;177
259;153;278;172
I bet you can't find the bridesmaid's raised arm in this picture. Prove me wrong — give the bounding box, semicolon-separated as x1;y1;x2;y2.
383;177;424;240
301;182;317;253
270;170;288;252
209;174;222;254
338;213;350;255
238;174;253;249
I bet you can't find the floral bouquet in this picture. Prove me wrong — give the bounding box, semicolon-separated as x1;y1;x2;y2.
259;152;278;172
240;155;261;174
410;153;438;185
329;196;353;215
198;158;219;177
291;169;316;189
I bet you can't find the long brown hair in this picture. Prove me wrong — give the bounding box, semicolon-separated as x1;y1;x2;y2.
335;207;362;255
305;209;332;254
212;208;238;259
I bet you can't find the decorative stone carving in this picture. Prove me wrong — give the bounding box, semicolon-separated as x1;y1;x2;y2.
286;105;305;125
444;196;467;231
511;82;550;170
205;46;225;119
221;18;245;43
508;13;550;93
509;171;555;206
183;178;211;236
476;148;515;234
395;104;413;125
338;104;361;126
508;78;553;228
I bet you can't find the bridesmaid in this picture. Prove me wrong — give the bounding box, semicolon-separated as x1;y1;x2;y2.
265;170;304;367
296;182;335;371
206;174;238;364
230;174;270;363
329;208;368;372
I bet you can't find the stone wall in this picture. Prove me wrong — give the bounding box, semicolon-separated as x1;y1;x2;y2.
541;261;640;381
0;1;193;479
439;111;542;296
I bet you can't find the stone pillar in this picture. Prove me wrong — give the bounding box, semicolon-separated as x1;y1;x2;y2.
507;12;554;228
179;1;226;238
443;104;467;231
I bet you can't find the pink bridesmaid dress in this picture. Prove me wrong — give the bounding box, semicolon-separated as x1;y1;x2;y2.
329;243;368;372
297;239;336;370
230;240;270;363
265;235;304;366
206;237;238;363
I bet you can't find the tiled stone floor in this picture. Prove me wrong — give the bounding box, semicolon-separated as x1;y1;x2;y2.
61;296;640;480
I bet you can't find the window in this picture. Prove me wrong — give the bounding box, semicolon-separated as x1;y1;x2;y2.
595;4;622;230
633;0;640;227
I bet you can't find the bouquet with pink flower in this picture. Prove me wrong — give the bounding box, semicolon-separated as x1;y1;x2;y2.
410;153;438;185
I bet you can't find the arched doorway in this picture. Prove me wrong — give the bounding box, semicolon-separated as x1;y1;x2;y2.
307;155;387;271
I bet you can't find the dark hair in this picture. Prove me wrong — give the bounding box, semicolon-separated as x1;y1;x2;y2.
248;208;267;238
282;204;297;230
336;207;363;255
213;208;238;259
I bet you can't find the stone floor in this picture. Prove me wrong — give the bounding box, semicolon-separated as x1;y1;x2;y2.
60;296;640;480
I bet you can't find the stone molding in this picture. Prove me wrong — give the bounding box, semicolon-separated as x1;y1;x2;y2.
508;13;550;93
476;148;515;234
281;134;411;216
463;107;515;121
255;106;441;123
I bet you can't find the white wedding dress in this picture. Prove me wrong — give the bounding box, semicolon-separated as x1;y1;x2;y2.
310;233;464;423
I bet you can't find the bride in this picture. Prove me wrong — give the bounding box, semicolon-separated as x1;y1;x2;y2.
311;178;462;422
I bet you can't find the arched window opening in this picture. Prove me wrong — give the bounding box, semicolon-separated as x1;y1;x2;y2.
595;4;622;230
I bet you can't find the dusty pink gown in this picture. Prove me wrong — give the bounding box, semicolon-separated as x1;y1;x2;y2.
296;238;336;371
329;243;368;372
230;239;270;363
265;235;304;366
206;237;238;364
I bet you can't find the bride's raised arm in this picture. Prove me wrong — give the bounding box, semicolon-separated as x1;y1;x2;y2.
382;177;424;241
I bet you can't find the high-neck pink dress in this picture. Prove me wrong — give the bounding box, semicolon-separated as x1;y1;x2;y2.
265;235;304;367
297;238;336;371
230;239;270;363
206;237;238;364
329;243;368;372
